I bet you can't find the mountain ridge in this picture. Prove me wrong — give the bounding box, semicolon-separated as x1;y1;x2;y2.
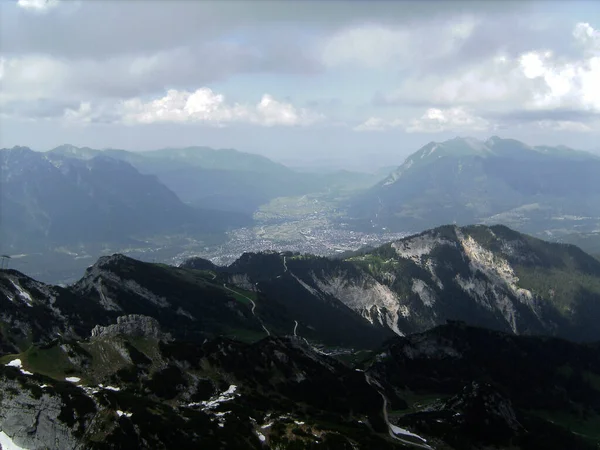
349;136;600;237
2;225;600;448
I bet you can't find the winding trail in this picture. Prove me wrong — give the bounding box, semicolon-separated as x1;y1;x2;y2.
364;373;432;449
222;283;270;336
283;256;288;272
293;320;299;337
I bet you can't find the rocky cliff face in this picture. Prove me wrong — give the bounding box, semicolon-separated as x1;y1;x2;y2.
220;224;600;342
90;315;170;341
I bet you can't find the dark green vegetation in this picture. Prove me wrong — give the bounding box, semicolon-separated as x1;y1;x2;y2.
1;227;600;447
349;136;600;241
199;224;600;343
369;323;600;449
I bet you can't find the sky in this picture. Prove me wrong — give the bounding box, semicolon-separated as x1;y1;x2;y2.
1;0;599;170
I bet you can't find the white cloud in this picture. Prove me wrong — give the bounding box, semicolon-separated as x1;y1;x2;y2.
17;0;60;13
407;107;489;133
516;25;600;112
376;22;600;132
320;16;478;69
0;55;68;104
354;117;403;132
113;88;324;127
62;102;94;124
355;107;489;133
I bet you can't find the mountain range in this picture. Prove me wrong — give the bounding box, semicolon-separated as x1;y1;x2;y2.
0;146;250;252
349;136;600;239
49;144;381;214
1;224;600;448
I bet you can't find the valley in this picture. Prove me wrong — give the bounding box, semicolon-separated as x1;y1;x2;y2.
5;1;600;447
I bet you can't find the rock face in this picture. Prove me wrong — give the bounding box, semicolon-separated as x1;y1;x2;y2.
0;292;598;448
91;315;169;341
219;224;600;342
0;374;88;450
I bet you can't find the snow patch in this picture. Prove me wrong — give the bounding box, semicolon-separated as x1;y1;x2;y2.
390;423;428;443
5;359;33;376
65;377;81;383
0;431;28;450
197;385;239;410
9;280;34;307
116;410;133;418
257;432;266;442
99;384;120;392
6;359;22;368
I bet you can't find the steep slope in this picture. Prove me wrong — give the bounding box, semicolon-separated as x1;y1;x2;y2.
0;253;390;353
202;224;600;342
1;250;600;447
367;322;600;449
0;316;597;448
349;136;600;235
0;332;397;450
0;147;249;253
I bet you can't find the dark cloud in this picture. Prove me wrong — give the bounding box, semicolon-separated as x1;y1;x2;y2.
2;99;79;119
1;0;529;59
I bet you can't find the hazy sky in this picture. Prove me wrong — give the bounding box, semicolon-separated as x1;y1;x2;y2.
1;0;599;168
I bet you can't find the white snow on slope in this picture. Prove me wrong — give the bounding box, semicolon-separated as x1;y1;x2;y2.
390;423;428;443
9;280;34;307
6;359;22;368
65;377;81;383
188;385;239;410
5;359;33;376
0;431;28;450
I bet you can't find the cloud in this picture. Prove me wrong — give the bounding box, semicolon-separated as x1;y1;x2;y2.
374;22;600;132
60;88;325;127
354;117;403;132
516;25;600;112
16;0;60;13
2;1;526;59
356;107;489;133
319;17;478;69
0;43;319;112
407;108;490;133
